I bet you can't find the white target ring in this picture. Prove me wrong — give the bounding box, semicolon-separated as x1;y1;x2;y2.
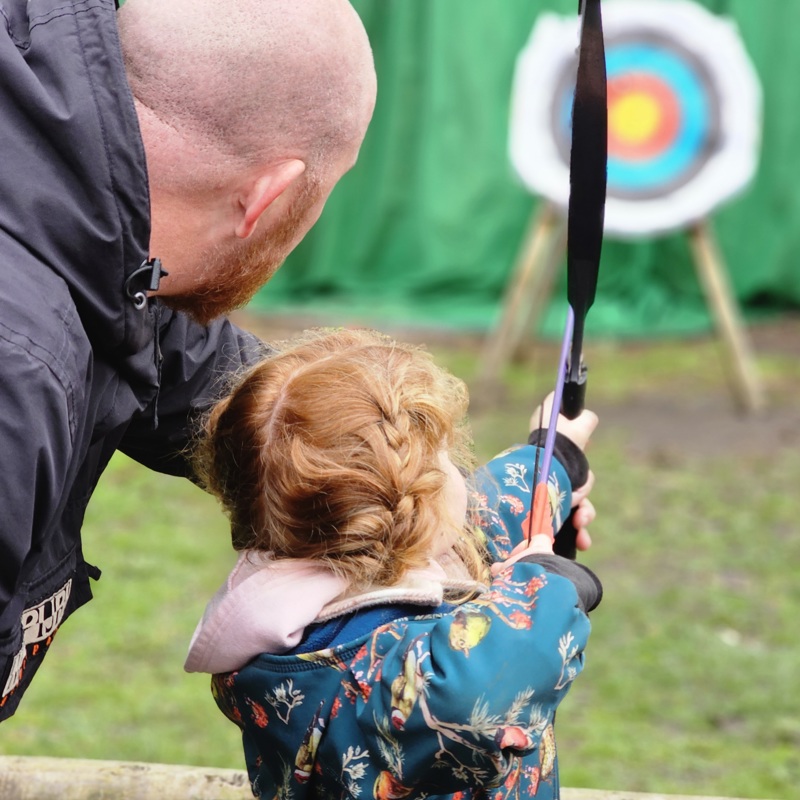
509;0;762;238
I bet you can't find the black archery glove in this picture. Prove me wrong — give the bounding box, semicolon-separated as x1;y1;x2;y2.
527;429;590;494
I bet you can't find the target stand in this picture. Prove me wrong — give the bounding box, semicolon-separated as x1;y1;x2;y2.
478;206;764;413
478;0;764;412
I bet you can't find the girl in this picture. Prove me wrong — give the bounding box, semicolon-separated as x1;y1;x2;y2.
186;327;600;800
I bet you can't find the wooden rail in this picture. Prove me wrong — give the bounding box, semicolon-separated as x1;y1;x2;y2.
0;757;250;800
0;757;772;800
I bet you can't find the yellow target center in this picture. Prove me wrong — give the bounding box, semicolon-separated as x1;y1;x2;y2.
610;92;662;144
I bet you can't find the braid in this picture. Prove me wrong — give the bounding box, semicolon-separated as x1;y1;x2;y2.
192;328;484;590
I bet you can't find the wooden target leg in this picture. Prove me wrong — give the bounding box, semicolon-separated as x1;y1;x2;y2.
477;203;561;391
687;219;765;413
512;218;567;363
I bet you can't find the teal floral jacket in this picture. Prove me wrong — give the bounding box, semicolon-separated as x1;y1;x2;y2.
210;445;597;800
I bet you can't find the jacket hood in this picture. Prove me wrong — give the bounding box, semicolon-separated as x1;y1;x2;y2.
184;552;482;675
0;0;154;356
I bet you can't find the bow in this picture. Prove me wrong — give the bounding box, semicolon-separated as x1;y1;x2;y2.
527;0;607;557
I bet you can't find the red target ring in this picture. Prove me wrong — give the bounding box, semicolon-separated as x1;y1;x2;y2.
608;73;680;161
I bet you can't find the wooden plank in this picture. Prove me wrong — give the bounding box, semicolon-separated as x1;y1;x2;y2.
0;757;774;800
0;756;251;800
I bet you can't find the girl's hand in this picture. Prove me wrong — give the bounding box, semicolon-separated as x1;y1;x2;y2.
573;496;596;551
530;392;599;552
489;492;598;576
530;392;598;451
491;535;554;576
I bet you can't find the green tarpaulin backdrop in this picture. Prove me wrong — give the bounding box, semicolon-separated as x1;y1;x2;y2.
250;0;800;338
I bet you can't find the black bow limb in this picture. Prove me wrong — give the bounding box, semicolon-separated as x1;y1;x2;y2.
553;0;607;558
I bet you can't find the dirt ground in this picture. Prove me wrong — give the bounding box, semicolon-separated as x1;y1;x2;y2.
591;316;800;459
231;309;800;460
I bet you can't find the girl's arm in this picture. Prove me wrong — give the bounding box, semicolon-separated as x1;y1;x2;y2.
473;399;598;564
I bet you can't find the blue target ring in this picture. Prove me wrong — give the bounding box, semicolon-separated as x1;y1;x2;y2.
608;45;712;190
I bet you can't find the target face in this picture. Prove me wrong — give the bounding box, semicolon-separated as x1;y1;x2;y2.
510;0;761;238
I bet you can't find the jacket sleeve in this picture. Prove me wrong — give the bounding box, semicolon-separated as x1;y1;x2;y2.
473;447;603;613
117;309;270;477
347;560;590;794
0;327;78;665
472;445;574;564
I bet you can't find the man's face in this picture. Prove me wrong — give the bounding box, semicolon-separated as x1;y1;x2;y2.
159;174;328;326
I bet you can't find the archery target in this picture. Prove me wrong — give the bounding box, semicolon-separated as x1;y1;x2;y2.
510;0;762;238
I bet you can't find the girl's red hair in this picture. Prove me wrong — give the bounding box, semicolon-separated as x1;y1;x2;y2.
194;328;485;590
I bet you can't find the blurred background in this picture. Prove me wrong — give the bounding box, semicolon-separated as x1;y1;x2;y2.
2;2;799;799
251;0;800;339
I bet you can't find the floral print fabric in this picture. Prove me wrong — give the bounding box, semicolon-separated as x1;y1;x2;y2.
211;445;590;800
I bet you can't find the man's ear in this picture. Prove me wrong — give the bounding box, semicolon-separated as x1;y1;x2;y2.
235;159;307;239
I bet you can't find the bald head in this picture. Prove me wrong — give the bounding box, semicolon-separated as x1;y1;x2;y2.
118;0;376;183
117;0;376;322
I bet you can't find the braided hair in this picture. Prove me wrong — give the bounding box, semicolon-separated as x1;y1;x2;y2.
193;328;486;590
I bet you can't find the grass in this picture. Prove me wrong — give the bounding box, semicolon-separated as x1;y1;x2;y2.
2;322;800;799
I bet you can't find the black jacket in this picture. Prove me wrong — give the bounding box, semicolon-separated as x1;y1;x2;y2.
0;0;263;719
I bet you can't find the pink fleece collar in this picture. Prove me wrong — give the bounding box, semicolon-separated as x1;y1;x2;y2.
184;552;467;674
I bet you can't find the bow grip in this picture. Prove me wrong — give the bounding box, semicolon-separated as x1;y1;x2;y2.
561;363;588;420
556;362;588;558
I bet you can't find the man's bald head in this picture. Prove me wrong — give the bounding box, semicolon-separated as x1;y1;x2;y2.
118;0;376;184
116;0;376;323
